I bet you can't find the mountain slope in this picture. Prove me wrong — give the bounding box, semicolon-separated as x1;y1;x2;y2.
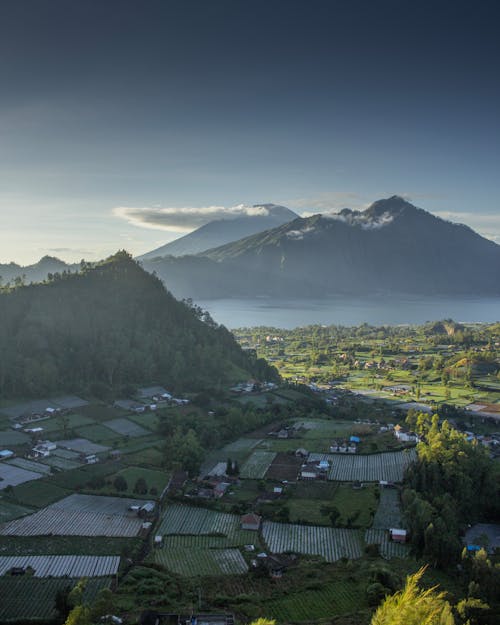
137;204;298;259
0;252;277;398
143;197;500;299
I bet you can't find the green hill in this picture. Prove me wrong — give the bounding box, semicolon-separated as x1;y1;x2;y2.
0;251;277;398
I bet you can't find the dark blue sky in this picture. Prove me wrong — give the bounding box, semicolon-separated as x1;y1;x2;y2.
1;0;499;261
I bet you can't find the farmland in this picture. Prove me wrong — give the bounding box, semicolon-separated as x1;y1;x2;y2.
365;529;409;559
153;544;248;576
240;450;277;478
372;488;403;529
0;576;110;622
264;452;303;481
0;494;146;537
0;554;120;577
157;503;250;540
262;521;363;562
308;448;417;482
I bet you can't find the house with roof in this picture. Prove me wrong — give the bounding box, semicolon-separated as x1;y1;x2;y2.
241;513;262;531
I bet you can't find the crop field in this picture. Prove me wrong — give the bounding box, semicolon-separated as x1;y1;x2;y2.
158;503;241;537
41;412;95;432
0;576;110;622
153;544;248;576
74;423;121;443
7;457;52;474
41;455;82;471
0;535;139;556
0;500;34;523
0;493;146;537
240;450;277;478
223;437;262;453
308;448;417;482
365;529;410;559
0;463;44;489
56;437;110;454
264;452;303;481
372;488;403;529
10;480;71;508
0;554;120;577
262;521;363;562
0;430;29;445
266;579;364;622
102;417;152;438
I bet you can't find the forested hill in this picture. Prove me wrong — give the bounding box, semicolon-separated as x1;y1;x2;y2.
0;252;277;398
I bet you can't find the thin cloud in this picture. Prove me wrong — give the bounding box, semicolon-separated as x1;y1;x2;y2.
435;211;500;244
113;204;270;232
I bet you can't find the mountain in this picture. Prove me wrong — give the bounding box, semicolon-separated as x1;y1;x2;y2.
142;197;500;299
0;255;78;285
0;251;277;398
137;203;298;259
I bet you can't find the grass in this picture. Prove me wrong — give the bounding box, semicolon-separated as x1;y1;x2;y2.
122;446;165;467
8;480;71;508
75;423;123;443
108;466;171;496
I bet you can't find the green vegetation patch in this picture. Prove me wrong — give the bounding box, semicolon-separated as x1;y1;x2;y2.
7;480;71;508
0;576;111;622
109;466;170;496
0;499;34;523
0;534;140;556
0;430;29;446
153;544;248;577
75;423;123;444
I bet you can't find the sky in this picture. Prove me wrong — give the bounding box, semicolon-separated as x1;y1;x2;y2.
1;0;499;264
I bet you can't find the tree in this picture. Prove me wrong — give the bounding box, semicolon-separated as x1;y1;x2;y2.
113;475;128;492
133;477;148;495
371;568;454;625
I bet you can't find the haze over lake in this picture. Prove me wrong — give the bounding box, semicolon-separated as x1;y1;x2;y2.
196;296;500;329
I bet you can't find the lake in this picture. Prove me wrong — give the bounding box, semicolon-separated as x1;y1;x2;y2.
195;295;500;329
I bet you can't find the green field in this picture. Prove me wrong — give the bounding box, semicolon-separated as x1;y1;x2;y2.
0;576;111;622
109;466;170;496
8;480;71;508
153;542;248;576
0;534;140;556
0;499;34;523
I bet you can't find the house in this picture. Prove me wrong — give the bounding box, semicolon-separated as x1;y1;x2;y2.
300;462;327;480
295;448;308;458
241;513;262;531
83;454;98;464
138;502;156;518
0;450;14;460
349;436;360;444
154;535;163;547
389;528;407;543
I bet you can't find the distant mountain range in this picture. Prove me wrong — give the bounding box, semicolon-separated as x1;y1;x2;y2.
138;203;298;259
141;196;500;299
3;197;499;300
0;256;78;285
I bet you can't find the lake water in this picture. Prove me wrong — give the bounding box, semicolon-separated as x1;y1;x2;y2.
195;296;500;329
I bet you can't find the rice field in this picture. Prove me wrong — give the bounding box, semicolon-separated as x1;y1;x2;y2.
153;544;248;576
365;529;410;559
0;494;145;537
0;554;120;577
240;450;277;479
262;521;363;562
308;448;417;482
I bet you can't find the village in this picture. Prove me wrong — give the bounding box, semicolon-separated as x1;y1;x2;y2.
0;381;499;624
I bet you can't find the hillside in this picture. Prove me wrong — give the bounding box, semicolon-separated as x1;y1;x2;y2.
137;203;298;259
0;252;277;398
143;197;500;299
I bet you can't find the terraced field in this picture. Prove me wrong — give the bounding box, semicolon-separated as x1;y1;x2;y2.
0;554;120;577
240;450;277;479
262;521;363;562
308;448;417;482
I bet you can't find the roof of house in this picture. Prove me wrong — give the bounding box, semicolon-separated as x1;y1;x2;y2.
241;513;262;525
